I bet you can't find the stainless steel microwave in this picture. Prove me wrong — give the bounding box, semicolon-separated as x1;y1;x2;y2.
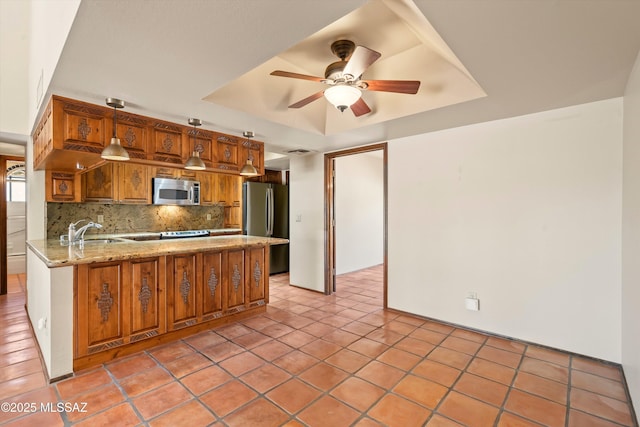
152;178;200;205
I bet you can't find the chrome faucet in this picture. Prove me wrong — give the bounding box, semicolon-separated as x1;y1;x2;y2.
68;220;103;245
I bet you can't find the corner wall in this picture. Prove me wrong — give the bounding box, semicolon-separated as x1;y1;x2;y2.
622;50;640;409
289;154;325;292
388;98;623;362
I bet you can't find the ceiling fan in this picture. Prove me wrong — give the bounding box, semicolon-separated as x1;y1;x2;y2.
270;40;421;117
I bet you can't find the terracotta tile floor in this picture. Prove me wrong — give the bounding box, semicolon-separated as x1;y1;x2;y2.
0;267;638;426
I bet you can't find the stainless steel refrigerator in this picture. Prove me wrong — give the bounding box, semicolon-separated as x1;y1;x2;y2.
243;182;289;274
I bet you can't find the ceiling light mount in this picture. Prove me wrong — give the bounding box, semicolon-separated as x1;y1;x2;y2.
101;97;130;161
184;118;206;170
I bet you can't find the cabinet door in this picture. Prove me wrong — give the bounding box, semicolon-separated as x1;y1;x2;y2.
240;139;264;176
83;164;115;202
247;246;266;303
60;101;106;153
76;262;124;357
202;252;223;320
167;254;199;330
152;123;184;165
117;163;150;203
214;134;239;172
115;116;148;160
188;129;214;165
46;171;79;202
197;173;214;205
225;249;245;311
126;257;165;341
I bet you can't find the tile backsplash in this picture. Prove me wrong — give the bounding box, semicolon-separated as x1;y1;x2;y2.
46;203;225;240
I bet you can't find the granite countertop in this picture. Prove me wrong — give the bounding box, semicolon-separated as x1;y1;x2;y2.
27;234;289;268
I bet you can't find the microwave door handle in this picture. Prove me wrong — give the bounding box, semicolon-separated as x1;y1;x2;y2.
188;187;193;204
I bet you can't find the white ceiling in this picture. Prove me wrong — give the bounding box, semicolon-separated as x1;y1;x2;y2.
46;0;640;168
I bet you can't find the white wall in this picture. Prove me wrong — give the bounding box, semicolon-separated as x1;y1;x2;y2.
289;153;325;292
0;0;30;136
388;99;623;362
26;0;81;242
335;152;384;274
622;50;640;408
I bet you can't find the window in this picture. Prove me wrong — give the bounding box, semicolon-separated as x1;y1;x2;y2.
6;161;26;202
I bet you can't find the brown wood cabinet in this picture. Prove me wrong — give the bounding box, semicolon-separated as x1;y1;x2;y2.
34;96;109;172
167;253;199;331
226;249;246;311
201;251;223;320
124;257;166;342
247;246;267;304
34;95;265;176
82;163;150;204
151;122;184;166
76;257;166;358
76;262;124;357
240;138;265;176
73;246;268;369
46;170;80;202
214;134;240;173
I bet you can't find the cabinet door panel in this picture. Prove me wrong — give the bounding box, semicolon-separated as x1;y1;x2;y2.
76;263;123;356
202;252;223;319
247;247;266;303
169;254;198;329
84;164;114;201
118;163;150;203
226;249;245;310
63;110;106;151
129;258;163;337
152;124;184;165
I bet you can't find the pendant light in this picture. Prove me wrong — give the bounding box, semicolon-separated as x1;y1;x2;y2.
184;118;206;170
240;131;259;177
101;98;130;161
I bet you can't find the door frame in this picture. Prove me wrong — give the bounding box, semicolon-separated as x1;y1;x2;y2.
324;143;388;308
1;155;23;295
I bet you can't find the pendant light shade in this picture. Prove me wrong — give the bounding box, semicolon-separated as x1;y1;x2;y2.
101;98;130;161
324;85;361;112
240;131;259;177
185;118;206;170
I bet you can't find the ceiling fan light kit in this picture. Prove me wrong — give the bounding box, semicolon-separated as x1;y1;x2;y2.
324;85;361;112
101;97;130;161
270;39;420;117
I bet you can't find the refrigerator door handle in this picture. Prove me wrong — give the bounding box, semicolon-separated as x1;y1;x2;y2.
265;189;270;236
268;187;275;236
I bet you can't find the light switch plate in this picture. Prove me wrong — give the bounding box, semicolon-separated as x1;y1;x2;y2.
465;297;479;311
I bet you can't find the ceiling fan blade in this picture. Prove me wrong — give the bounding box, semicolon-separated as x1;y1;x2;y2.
350;98;371;117
270;70;324;83
362;79;421;94
288;91;325;109
343;46;381;79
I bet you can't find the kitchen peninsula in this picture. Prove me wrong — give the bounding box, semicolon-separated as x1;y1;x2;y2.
27;233;287;380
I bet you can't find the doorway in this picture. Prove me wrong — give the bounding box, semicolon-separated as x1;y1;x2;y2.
1;156;25;295
324;143;387;307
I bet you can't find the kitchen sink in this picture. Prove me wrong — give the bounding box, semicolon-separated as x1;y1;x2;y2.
81;238;127;244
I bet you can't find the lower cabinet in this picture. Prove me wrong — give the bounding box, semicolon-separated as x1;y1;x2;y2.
76;257;165;358
75;246;268;364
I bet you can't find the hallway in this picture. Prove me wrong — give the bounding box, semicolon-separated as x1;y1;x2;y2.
0;268;636;426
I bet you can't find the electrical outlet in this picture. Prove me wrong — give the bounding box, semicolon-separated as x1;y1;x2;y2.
207;214;212;220
97;215;104;223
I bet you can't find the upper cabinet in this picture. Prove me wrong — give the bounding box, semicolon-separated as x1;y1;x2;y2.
151;122;184;166
33;95;265;176
213;133;240;173
34;97;108;171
